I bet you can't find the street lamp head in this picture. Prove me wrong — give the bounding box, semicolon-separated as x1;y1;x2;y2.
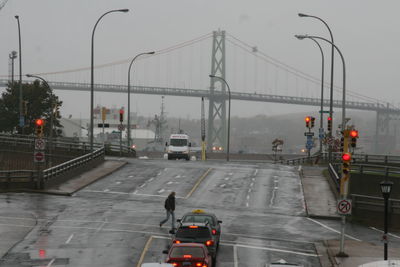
118;9;129;12
295;34;307;40
380;181;394;197
147;51;155;55
298;13;309;17
14;15;19;19
26;74;32;78
209;74;216;78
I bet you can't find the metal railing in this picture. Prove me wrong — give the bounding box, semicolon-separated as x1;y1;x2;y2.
328;163;340;193
286;154;320;165
321;152;400;165
0;170;38;185
43;147;104;182
351;194;400;214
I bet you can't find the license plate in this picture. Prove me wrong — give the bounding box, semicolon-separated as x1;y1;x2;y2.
182;262;191;266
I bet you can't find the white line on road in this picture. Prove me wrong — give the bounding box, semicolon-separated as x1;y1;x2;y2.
233;245;238;267
369;227;400;239
139;183;146;188
229;173;233;176
252;178;255;181
175;175;181;178
133;190;138;194
224;177;230;180
254;169;258;176
65;233;74;244
307;218;361;241
148;178;154;182
103;189;110;192
248;188;252;193
158;189;165;194
116;181;121;185
222;242;318;257
167;181;173;185
220;184;226;188
82;190;186;198
46;258;55;267
250;182;254;187
128;175;133;178
246;195;250;200
157;172;161;176
269;188;276;207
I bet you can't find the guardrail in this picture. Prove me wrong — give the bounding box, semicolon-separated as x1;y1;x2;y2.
351;194;400;214
43;147;104;183
328;163;340;194
286;154;320;165
321;152;400;165
0;170;38;187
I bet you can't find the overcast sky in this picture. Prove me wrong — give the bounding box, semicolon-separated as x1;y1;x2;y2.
1;0;399;121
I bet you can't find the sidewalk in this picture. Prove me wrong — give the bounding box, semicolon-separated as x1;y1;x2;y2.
300;165;400;267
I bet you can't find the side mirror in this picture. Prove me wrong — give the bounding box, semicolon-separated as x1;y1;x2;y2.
218;220;222;224
165;142;168;146
162;250;168;254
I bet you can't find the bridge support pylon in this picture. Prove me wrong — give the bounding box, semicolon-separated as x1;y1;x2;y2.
207;30;227;152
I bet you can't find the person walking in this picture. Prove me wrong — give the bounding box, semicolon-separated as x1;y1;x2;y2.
160;191;176;232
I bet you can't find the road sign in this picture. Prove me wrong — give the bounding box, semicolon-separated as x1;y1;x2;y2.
98;123;110;128
118;124;125;131
35;138;46;150
319;110;330;113
304;132;314;136
337;199;352;215
34;151;45;163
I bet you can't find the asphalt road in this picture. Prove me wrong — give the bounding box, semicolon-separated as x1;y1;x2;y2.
0;159;399;267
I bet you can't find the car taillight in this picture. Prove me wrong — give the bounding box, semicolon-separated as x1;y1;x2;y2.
183;254;192;258
173;240;181;244
212;229;217;235
205;240;214;246
171;263;178;267
189;225;199;229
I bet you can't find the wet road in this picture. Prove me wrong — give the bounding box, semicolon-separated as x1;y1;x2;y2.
0;159;399;267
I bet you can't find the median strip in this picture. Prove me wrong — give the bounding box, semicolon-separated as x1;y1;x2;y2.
136;236;154;267
185;168;212;199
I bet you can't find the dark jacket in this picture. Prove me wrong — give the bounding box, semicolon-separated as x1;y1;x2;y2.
164;194;175;211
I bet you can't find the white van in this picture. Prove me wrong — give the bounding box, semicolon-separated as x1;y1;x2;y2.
166;134;191;160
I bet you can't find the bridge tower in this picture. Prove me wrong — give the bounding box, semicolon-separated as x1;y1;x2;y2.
207;30;227;151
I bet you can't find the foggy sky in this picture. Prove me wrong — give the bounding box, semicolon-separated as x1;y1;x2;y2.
1;0;399;120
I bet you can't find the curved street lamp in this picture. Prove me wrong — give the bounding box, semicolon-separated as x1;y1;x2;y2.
298;13;335;151
380;180;394;261
295;36;325;154
295;35;346;131
90;8;129;152
26;74;56;167
209;74;231;162
127;51;155;147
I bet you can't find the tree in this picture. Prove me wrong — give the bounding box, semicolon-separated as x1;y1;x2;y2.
0;81;63;136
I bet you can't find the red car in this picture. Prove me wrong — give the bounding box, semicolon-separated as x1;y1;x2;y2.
163;243;212;267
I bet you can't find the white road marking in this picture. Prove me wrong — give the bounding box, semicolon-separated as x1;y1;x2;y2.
46;258;55;267
369;227;400;239
167;181;173;185
269;188;276;207
250;182;254;187
252;178;255;181
133;190;138;194
233;245;238;267
175;175;181;178
128;175;133;178
103;189;110;192
229;173;233;176
157;172;161;176
307;218;361;241
96;220;107;232
248;188;252;193
246;202;249;207
224;177;230;180
254;169;258;176
158;189;165;194
220;184;226;188
65;233;74;244
148;178;154;182
116;181;121;185
274;186;279;190
222;242;318;257
139;183;146;188
246;195;250;200
82;190;184;198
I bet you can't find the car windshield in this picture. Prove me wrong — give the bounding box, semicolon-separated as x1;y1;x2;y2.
170;139;188;146
170;247;205;258
176;227;211;239
182;215;215;226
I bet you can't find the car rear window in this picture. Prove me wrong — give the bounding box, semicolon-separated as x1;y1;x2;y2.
170;247;205;258
176;227;211;239
182;215;215;226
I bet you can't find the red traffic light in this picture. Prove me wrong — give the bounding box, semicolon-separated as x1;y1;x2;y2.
342;153;351;161
119;109;124;114
350;130;358;138
305;116;311;122
35;119;44;126
327;116;332;121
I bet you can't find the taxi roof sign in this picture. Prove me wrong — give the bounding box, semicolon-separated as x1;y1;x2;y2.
192;209;205;213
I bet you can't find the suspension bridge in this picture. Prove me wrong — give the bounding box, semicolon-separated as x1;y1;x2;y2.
1;30;399;152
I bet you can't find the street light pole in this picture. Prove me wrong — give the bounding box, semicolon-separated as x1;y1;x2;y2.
209;75;231;162
90;8;129;152
298;13;334;161
127;51;155;147
380;180;394;261
26;74;56;167
15;15;24;134
296;37;325;154
9;51;17;84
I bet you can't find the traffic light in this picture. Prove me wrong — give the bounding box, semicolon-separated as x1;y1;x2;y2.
311;117;315;128
340;137;345;152
342;153;351;174
327;116;332;132
35;119;44;137
305;116;311;128
119;109;124;122
350;130;358;148
102;107;107;121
